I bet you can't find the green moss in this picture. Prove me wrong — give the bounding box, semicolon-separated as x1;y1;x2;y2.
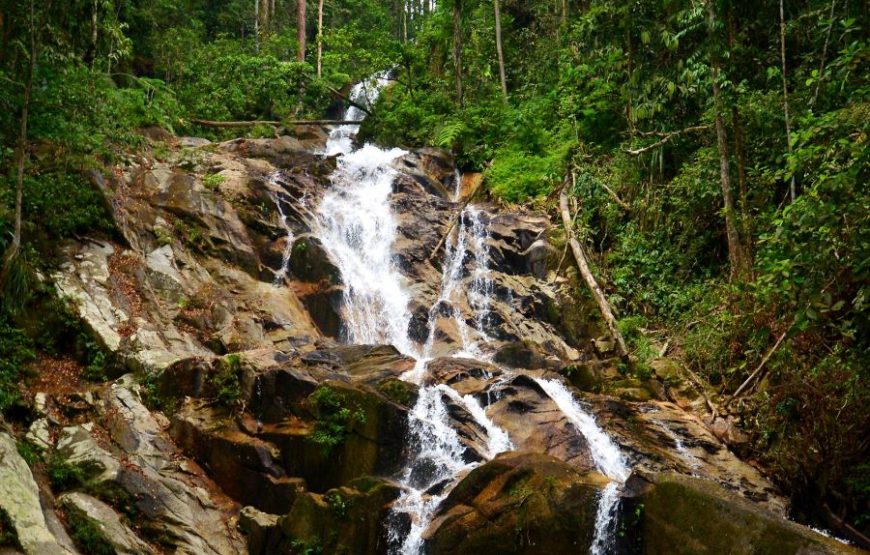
211;354;243;408
65;506;114;555
47;453;87;492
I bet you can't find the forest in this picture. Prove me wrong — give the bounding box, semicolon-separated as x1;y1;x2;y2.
0;0;867;553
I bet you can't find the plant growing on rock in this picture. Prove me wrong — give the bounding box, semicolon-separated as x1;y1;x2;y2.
65;506;114;555
308;385;366;456
211;354;243;408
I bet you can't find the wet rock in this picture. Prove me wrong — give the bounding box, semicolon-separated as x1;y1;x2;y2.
278;478;401;555
238;506;282;555
424;451;608;554
58;492;154;555
95;377;246;554
633;472;862;554
171;402;305;514
0;433;74;555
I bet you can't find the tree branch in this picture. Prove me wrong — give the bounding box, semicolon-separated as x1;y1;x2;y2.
190;119;362;128
559;177;628;359
625;124;711;155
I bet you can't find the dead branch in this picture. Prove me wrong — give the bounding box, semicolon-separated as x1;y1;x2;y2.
625;124;711;155
190;119;361;128
559;179;628;359
728;326;791;403
327;86;372;116
600;182;631;211
427;177;486;262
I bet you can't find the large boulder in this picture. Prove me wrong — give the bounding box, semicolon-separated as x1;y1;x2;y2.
423;452;609;554
631;472;863;554
0;433;75;555
58;492;154;555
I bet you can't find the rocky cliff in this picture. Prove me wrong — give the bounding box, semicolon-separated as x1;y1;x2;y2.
2;126;861;555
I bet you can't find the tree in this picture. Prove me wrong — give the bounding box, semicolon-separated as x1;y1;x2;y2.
0;0;35;290
316;0;325;77
705;0;748;280
452;0;463;105
297;0;307;62
493;0;507;102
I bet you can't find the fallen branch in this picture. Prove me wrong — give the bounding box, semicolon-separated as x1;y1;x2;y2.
728;325;791;403
559;179;628;359
427;177;486;262
327;86;372;116
190;119;361;128
625;124;711;155
600;182;631;211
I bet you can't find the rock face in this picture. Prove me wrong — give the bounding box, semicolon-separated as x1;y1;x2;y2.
631;473;864;554
0;433;75;555
423;452;607;554
39;129;857;555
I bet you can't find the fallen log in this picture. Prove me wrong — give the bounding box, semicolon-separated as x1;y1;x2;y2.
559;179;628;359
427;177;487;262
190;119;362;128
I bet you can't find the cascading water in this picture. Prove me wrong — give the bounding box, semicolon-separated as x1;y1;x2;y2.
534;378;631;555
310;74;513;555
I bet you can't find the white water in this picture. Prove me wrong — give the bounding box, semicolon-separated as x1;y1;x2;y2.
534;378;631;554
654;419;701;471
311;74;512;555
270;182;296;286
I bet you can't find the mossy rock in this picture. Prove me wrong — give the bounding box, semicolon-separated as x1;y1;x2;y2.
425;451;609;554
278;479;400;555
637;473;862;554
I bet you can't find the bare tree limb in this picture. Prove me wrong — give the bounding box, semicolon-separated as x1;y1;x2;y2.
190;119;362;128
728;325;792;403
600;182;631;211
559;179;628;359
625;124;711;155
427;176;486;262
327;85;372;115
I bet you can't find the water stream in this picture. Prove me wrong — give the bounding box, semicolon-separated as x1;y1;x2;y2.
309;73;630;554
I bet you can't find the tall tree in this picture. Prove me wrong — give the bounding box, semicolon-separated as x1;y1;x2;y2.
452;0;463;105
0;0;35;290
779;0;796;201
493;0;507;102
705;0;748;279
316;0;325;77
297;0;307;61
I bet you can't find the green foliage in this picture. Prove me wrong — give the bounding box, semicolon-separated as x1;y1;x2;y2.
47;453;87;492
0;314;36;413
308;385;366;456
65;506;114;555
202;173;226;191
16;440;40;466
325;491;349;519
211;354;243;408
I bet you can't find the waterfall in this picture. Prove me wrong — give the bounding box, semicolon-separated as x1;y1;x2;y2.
310;74;512;555
534;378;631;554
270;178;296;286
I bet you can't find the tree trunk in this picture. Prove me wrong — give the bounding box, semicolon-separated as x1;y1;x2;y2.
0;0;35;290
727;7;753;272
706;0;747;280
297;0;307;61
559;184;628;359
493;0;508;102
259;0;269;37
316;0;324;77
452;0;463;105
779;0;796;201
254;0;259;51
89;0;98;65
